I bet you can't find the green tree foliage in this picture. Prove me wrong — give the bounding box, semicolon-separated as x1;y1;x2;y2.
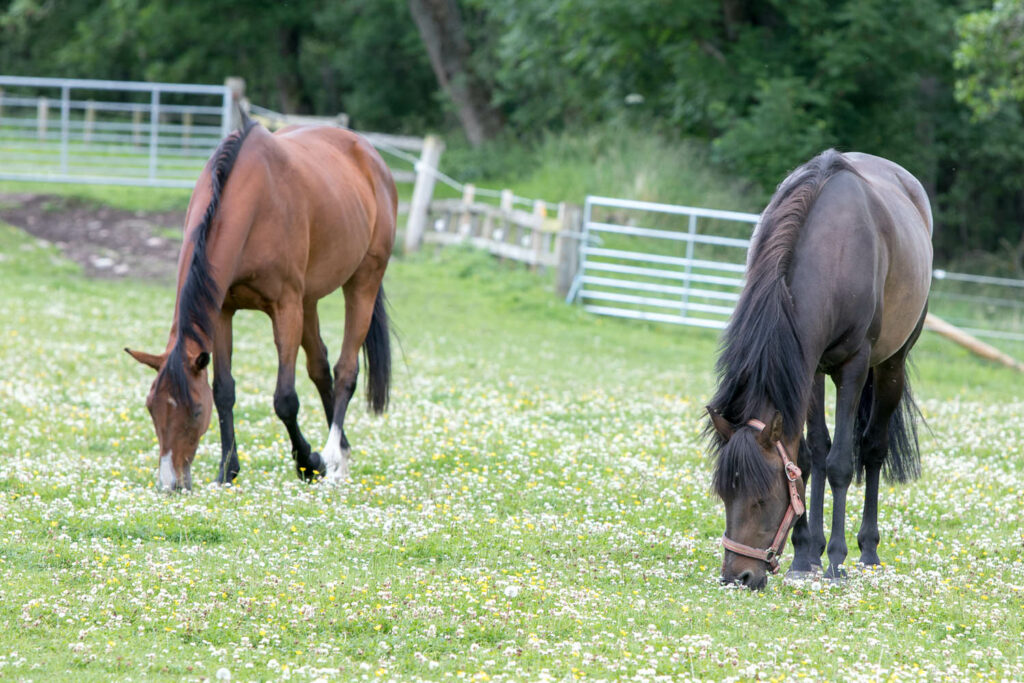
303;0;440;132
0;0;1020;264
471;0;1017;263
950;0;1024;270
0;0;439;130
956;0;1024;118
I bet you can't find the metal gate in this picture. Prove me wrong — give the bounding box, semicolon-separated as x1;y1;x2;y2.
567;195;759;329
569;194;1024;356
0;75;232;187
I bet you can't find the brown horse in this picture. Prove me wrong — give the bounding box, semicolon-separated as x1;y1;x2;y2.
707;149;932;588
126;115;396;490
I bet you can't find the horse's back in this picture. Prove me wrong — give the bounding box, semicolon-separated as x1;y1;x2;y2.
229;125;396;302
272;125;397;241
843;152;932;237
837;153;933;362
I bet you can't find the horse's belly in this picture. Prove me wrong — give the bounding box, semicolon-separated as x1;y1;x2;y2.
870;252;932;364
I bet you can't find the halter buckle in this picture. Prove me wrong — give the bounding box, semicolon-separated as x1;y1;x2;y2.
785;461;801;482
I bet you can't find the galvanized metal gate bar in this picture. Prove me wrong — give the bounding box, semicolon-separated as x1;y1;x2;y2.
568;195;759;329
570;194;1024;347
0;75;231;188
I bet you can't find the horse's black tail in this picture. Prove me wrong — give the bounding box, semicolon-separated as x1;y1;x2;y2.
855;369;922;484
363;286;391;414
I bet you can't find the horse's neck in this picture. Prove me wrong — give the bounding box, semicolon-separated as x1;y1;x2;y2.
165;224;246;353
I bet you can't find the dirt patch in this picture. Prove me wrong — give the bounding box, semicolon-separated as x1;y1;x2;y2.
0;193;186;281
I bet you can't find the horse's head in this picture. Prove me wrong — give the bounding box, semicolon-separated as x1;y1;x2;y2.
708;408;804;589
126;346;213;491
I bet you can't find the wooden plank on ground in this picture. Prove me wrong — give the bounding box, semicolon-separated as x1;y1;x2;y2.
924;313;1024;373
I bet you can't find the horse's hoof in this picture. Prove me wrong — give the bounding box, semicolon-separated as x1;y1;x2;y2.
216;458;239;485
296;452;327;482
823;564;847;582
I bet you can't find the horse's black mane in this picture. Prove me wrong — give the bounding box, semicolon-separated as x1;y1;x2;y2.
709;149;858;499
160;115;258;407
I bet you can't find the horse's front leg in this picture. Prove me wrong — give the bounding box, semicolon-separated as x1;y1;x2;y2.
825;347;871;580
788;373;829;576
301;302;334;426
271;297;326;481
807;372;830;569
320;277;382;482
213;308;240;484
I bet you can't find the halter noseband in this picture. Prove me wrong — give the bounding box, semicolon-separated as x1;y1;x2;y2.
721;418;805;574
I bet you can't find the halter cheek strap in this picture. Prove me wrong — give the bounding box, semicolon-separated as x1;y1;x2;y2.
721;418;805;574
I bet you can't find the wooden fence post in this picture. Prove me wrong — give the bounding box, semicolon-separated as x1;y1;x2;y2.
405;134;444;252
556;203;582;298
460;183;475;236
37;97;48;140
531;200;547;267
497;189;514;244
225;77;246;130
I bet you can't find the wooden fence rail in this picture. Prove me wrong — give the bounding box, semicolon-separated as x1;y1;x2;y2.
422;191;582;295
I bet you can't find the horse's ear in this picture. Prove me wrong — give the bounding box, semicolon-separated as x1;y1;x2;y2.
757;411;784;449
706;405;734;442
125;347;163;372
192;351;211;373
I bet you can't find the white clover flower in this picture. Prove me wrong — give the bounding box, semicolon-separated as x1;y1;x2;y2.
215;667;231;681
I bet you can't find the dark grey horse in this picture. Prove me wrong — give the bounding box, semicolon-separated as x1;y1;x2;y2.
707;149;933;589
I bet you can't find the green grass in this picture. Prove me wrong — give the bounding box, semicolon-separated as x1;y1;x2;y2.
0;215;1022;681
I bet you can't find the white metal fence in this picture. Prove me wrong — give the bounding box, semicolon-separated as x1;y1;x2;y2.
569;194;1024;350
567;195;759;329
0;75;231;187
929;270;1024;345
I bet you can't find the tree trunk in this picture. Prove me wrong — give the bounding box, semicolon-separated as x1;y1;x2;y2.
275;25;307;114
408;0;502;145
721;0;747;41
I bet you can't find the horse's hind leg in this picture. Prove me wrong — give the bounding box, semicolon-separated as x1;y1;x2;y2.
320;275;382;482
301;302;334;426
789;372;829;576
857;316;923;566
213;308;240;484
271;296;326;481
855;361;900;566
825;346;871;580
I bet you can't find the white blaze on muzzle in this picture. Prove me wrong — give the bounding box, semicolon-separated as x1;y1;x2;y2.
158;450;177;490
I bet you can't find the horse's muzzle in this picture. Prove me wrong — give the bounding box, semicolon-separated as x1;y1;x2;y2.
158;452;192;491
721;568;768;590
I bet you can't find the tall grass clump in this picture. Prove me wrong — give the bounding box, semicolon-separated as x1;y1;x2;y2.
441;124;760;211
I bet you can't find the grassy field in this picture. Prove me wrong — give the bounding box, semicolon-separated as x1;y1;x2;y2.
1;202;1023;682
